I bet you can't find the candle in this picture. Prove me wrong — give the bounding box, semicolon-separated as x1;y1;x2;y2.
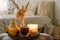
27;24;38;34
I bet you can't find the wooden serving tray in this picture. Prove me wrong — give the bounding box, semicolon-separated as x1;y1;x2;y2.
8;32;40;40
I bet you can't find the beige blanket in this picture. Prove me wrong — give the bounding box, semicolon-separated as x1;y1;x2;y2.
2;33;53;40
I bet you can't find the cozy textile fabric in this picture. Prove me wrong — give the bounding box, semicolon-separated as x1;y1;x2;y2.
37;1;55;22
44;24;54;34
38;24;54;35
0;33;8;40
2;33;53;40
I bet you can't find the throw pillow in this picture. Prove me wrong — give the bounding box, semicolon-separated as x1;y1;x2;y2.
37;1;55;23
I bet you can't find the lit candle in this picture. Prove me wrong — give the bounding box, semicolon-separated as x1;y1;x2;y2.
27;24;38;34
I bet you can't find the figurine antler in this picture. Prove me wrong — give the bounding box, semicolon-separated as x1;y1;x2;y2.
25;2;29;10
11;0;20;10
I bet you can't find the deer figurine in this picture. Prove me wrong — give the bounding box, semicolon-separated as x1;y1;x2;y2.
11;0;29;27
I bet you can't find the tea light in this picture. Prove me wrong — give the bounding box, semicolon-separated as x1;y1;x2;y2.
27;24;38;34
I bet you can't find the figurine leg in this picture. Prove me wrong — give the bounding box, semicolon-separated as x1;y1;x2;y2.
2;36;13;40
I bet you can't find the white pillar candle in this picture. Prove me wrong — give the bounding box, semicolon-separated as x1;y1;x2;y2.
27;24;38;34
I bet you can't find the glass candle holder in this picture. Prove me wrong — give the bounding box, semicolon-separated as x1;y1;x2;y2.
20;27;29;35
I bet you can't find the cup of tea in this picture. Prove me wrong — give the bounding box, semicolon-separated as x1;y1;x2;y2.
20;27;29;35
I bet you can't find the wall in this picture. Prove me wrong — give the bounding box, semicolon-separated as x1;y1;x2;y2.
54;0;60;25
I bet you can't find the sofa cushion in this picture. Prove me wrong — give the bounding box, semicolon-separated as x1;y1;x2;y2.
37;1;55;23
